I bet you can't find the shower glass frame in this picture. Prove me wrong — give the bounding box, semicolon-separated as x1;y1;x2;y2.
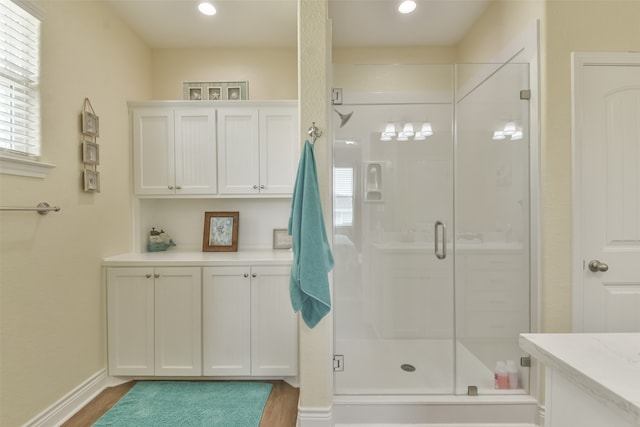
331;62;531;397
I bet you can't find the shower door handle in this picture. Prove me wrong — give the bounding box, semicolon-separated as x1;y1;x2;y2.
434;221;447;260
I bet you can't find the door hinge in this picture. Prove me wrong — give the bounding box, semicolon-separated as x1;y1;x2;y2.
333;354;344;371
520;89;531;100
520;356;532;367
332;88;343;105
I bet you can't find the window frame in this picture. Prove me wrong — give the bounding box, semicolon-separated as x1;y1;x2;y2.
334;166;355;227
0;0;53;178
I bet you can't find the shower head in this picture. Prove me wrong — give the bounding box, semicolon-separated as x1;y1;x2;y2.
334;109;353;128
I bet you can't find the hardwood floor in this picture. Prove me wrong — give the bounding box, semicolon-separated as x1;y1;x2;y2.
62;380;299;427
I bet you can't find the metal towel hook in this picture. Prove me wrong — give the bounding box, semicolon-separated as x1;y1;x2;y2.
308;122;322;144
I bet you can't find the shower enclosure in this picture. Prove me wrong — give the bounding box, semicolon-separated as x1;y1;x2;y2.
332;63;531;396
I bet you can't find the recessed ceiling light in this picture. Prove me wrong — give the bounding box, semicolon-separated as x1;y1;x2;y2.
198;2;216;16
398;0;417;14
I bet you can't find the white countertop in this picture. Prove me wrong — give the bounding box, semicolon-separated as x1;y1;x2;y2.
520;333;640;425
103;250;293;267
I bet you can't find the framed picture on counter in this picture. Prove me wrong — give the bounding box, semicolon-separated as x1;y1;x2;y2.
203;211;239;252
273;228;292;249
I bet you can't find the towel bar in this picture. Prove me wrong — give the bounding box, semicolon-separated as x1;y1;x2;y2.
0;202;61;215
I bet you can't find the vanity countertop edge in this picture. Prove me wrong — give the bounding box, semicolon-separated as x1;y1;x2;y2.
520;333;640;425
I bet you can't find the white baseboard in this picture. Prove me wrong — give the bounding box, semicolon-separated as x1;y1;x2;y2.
536;404;546;426
297;404;333;427
24;369;109;427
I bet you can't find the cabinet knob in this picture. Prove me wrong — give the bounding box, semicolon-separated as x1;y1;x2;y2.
253;185;259;190
260;185;265;190
154;273;160;278
244;273;249;278
168;185;174;190
252;273;257;278
176;186;182;190
145;273;152;279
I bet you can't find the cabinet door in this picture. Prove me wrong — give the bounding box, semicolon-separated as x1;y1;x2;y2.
217;108;260;194
132;108;175;195
107;267;155;375
202;266;251;375
174;108;217;195
259;107;299;195
154;267;202;376
251;266;298;376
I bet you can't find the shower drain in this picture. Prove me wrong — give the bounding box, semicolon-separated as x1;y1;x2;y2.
400;363;416;372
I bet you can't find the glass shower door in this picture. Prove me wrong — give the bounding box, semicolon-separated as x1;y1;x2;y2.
332;64;456;395
454;63;531;395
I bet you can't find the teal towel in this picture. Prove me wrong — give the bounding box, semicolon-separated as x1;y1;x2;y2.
288;140;334;328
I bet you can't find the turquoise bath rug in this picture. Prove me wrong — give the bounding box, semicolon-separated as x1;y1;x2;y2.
93;381;273;427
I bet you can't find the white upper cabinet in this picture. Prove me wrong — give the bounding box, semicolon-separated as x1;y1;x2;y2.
259;106;300;195
217;104;299;195
132;106;217;196
216;108;260;195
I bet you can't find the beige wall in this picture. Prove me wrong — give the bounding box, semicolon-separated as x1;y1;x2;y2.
457;0;544;63
151;48;298;100
541;0;640;332
333;46;456;64
0;1;151;425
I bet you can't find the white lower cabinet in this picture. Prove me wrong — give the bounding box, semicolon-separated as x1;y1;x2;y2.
107;263;297;378
203;265;298;377
202;266;251;375
107;267;201;376
154;268;202;376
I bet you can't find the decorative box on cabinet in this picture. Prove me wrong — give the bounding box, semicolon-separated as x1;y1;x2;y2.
202;265;298;376
106;267;202;376
132;106;216;196
217;104;299;195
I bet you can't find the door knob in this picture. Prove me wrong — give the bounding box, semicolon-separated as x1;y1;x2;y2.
588;260;609;272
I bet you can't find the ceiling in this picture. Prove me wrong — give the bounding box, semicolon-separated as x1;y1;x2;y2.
105;0;490;49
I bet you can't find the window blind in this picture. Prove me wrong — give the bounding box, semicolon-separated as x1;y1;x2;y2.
0;0;40;157
334;167;354;226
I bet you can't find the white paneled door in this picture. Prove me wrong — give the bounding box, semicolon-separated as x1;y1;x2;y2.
573;53;640;332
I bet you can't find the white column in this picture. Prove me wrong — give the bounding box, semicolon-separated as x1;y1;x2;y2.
297;0;333;426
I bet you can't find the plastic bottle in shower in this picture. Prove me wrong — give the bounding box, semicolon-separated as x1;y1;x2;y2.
494;361;509;389
506;360;519;389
